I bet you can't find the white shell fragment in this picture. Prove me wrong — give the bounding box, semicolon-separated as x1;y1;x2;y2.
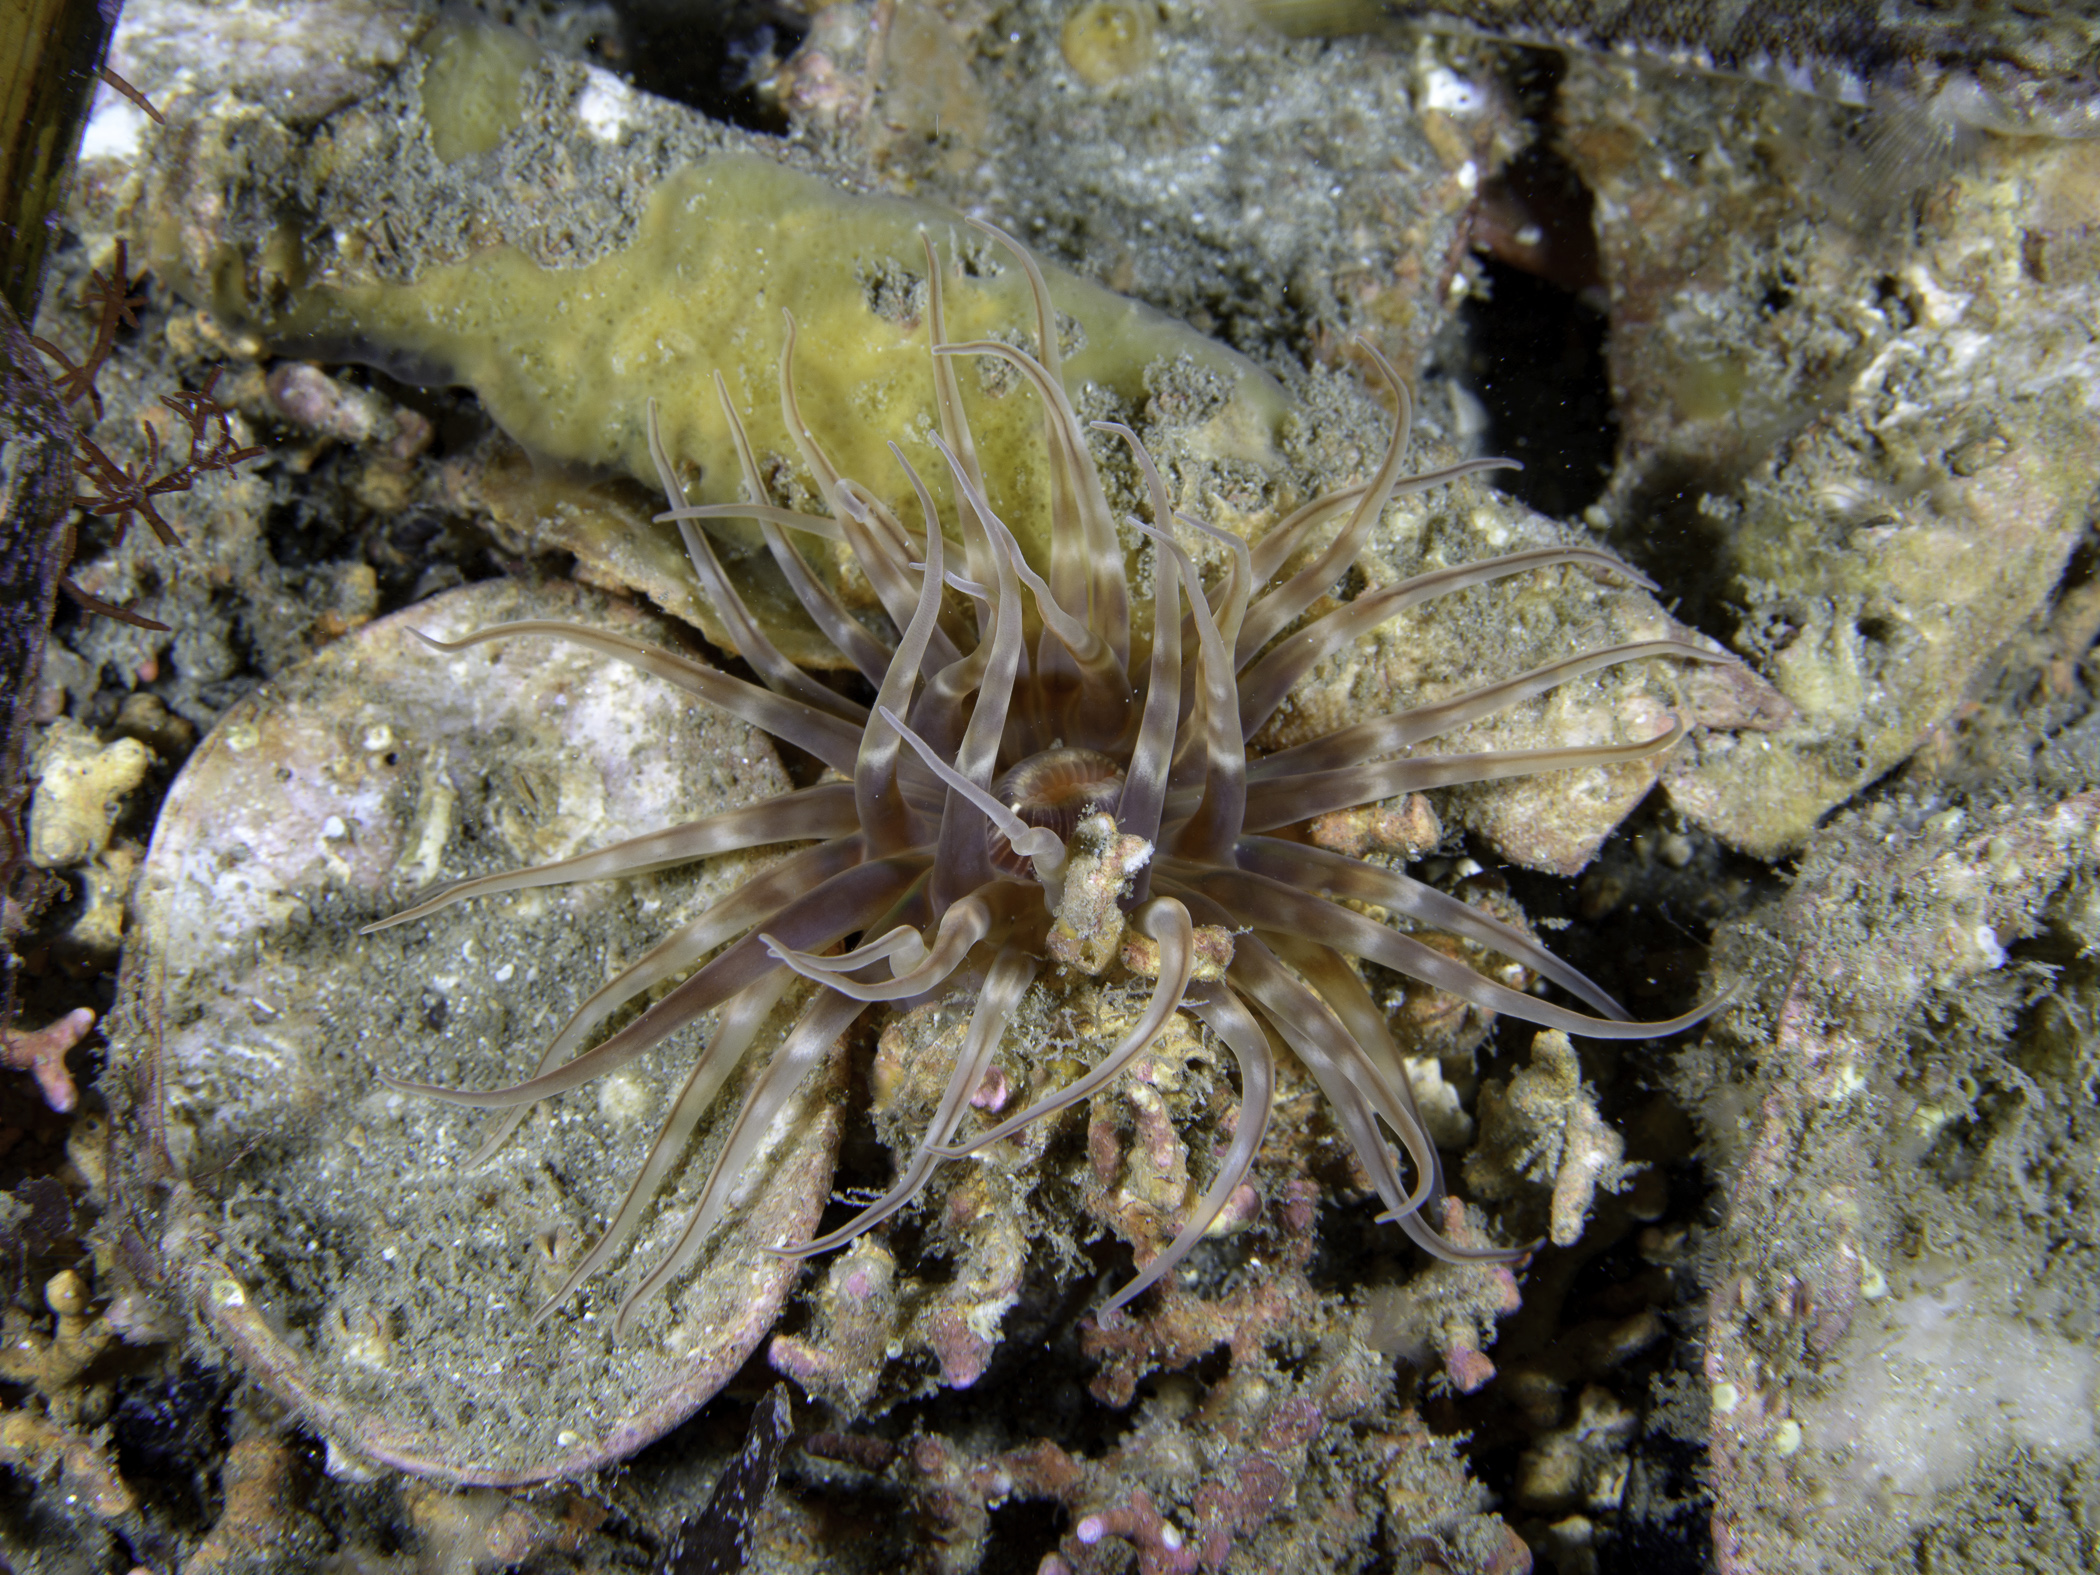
111;579;846;1483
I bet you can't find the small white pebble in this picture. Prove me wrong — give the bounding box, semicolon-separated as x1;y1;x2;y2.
321;815;348;840
1160;1523;1184;1551
1076;1517;1105;1546
1420;66;1487;115
1859;1256;1888;1300
597;1073;651;1125
575;67;636;142
363;724;394;752
80;87;149;162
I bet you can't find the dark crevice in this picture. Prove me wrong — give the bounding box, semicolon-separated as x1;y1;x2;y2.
605;0;807;135
109;1363;234;1534
1454;142;1617;522
1443;791;1759;1574
1453;251;1616;522
1595;452;1750;646
1493;786;1776;1024
982;1498;1070;1575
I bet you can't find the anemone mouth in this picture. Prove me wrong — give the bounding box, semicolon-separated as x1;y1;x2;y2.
373;216;1728;1337
987;746;1125;876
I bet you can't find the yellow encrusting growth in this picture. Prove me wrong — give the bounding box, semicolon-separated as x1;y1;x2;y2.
1061;1;1159;87
295;156;1286;567
419;17;540;163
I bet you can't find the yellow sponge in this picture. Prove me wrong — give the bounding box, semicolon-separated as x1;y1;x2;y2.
298;155;1286;567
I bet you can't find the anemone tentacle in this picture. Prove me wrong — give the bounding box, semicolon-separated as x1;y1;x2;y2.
646;394;866;724
614;982;871;1336
931;897;1196;1158
717;364;897;686
460;834;875;1166
1233;835;1629;1018
404;621;866;772
533;965;803;1320
1247;638;1724;780
1108;980;1275;1313
1238;722;1689;831
783;942;1042;1262
379;223;1722;1329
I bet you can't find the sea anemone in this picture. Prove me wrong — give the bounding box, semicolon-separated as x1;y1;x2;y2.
370;223;1717;1339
